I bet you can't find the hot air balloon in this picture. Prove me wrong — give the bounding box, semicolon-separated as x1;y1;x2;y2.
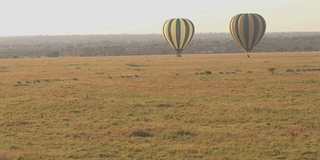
163;18;195;56
229;13;266;55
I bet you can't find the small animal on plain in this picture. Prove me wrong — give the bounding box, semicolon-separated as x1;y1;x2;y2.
204;71;212;75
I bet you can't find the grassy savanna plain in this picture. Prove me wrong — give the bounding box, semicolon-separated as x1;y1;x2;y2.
0;52;319;160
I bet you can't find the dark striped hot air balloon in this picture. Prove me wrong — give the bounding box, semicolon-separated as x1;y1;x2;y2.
229;13;266;54
163;18;195;56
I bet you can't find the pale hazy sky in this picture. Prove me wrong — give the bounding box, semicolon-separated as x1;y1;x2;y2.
0;0;319;36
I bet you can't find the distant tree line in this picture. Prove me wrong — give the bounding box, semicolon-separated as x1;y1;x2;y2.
0;32;319;58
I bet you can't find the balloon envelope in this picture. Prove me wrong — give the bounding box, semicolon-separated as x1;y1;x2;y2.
229;13;266;53
163;18;195;54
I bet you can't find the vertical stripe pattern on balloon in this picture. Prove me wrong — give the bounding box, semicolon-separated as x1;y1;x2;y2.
163;18;195;54
229;13;266;53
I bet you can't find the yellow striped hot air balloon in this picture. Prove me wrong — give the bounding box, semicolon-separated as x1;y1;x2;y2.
229;13;266;53
163;18;195;55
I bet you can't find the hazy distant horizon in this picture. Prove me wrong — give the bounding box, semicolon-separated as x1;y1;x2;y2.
2;31;320;37
1;0;319;36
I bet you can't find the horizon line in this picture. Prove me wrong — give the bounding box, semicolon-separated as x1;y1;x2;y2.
1;31;320;37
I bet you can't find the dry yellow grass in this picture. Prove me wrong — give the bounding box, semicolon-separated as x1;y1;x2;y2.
0;52;319;159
